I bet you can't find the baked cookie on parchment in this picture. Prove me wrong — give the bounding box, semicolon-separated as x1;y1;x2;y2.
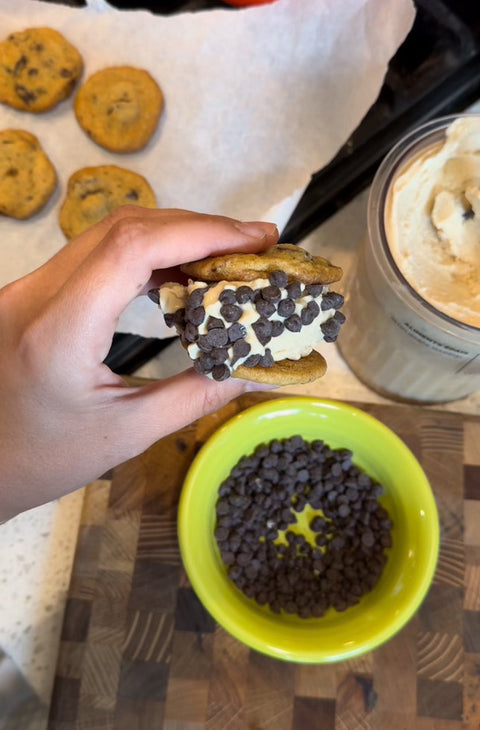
74;66;164;153
0;129;57;219
0;27;83;113
58;164;157;239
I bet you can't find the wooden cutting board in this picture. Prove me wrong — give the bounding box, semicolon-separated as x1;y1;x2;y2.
47;392;480;730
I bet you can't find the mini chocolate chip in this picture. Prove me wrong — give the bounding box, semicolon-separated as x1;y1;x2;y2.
206;327;229;347
271;320;285;337
232;339;251;362
228;322;247;342
286;282;302;299
259;349;274;368
220;303;243;322
125;189;139;201
277;298;296;318
212;364;230;381
252;318;272;346
186;306;205;326
334;310;346;325
268;270;288;288
188;288;206;308
211;347;229;364
5;167;18;177
206;316;224;330
236;285;254;303
27;67;38;76
219;289;236;304
60;67;73;78
285;314;302;332
184;322;198;343
321;318;341;342
301;300;320;325
305;284;323;297
261;285;282;302
197;334;213;352
321;292;344;310
244;353;262;367
255;298;276;317
13;55;28;75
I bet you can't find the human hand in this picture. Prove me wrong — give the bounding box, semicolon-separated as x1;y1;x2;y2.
0;207;278;520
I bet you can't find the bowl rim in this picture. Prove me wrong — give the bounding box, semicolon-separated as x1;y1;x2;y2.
178;396;440;663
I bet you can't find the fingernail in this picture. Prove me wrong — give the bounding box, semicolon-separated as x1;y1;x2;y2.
235;221;278;239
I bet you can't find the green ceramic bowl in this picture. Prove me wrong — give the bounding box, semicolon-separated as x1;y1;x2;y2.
178;397;439;663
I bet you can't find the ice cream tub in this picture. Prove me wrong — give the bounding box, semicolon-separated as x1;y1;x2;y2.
338;114;480;403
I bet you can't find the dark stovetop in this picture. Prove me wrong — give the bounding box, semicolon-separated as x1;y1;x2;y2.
46;0;480;374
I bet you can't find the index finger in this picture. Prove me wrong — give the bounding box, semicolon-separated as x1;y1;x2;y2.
52;209;278;347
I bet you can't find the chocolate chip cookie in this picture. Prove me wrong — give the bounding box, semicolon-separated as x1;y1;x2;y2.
0;129;57;219
74;66;164;153
58;164;157;239
0;27;83;112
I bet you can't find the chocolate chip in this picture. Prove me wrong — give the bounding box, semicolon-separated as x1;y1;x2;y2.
15;84;36;104
252;317;272;346
305;284;323;297
277;298;296;318
321;292;344;310
228;322;247;342
125;189;139;201
236;286;254;304
212;364;230;381
232;339;251;363
197;334;213;352
184;322;198;343
271;320;285;337
219;289;236;304
261;285;282;302
256;299;276;318
244;353;262;367
259;349;274;367
186;306;205;326
285;314;302;332
286;282;302;299
301;300;320;325
268;270;288;288
59;67;73;78
206;316;224;330
321;317;342;342
211;347;229;365
206;327;229;347
220;303;243;322
188;288;207;309
13;55;28;75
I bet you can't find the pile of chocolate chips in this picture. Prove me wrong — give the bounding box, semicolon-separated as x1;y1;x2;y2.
214;435;393;618
164;270;345;381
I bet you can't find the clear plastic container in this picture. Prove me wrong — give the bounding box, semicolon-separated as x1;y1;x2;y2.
338;115;480;403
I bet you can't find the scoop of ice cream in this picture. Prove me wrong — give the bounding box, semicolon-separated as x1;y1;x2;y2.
159;272;344;381
385;116;480;328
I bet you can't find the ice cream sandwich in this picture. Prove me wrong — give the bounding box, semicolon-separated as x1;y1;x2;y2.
157;244;345;385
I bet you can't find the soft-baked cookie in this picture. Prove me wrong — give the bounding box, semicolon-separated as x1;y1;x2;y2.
74;66;164;153
0;129;57;219
59;164;157;239
0;27;83;112
182;243;343;285
158;244;345;385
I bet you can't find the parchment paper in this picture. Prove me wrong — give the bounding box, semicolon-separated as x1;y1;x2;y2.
0;0;415;338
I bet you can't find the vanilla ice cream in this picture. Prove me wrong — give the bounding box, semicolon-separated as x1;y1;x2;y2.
386;116;480;328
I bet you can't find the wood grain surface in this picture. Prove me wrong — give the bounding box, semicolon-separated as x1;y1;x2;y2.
47;393;480;730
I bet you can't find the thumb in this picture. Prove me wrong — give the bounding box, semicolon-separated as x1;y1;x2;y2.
108;369;273;461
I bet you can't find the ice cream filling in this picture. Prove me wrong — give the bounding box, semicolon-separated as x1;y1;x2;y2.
159;273;344;381
386;116;480;328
